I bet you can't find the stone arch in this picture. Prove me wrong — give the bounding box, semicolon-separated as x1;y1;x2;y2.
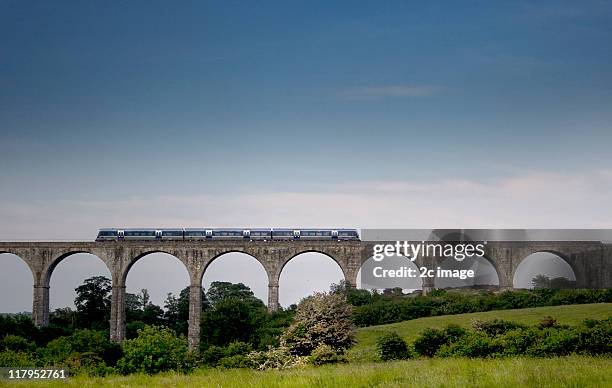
0;251;35;313
512;250;577;289
200;250;270;304
0;250;35;283
121;250;190;285
43;250;112;287
199;250;270;284
276;249;349;284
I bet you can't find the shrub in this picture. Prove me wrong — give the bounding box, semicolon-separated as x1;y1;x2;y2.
576;318;612;355
116;326;190;375
538;316;558;328
38;329;122;368
1;335;35;353
437;332;499;358
247;346;306;370
217;354;253;368
376;332;411;361
471;319;526;336
0;350;36;367
527;327;578;357
308;344;345;366
414;324;466;357
201;341;253;367
280;292;354;356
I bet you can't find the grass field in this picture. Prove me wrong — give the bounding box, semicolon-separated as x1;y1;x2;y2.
5;356;611;388
2;304;610;387
348;303;612;362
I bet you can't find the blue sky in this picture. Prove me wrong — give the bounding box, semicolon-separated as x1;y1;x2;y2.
2;0;611;203
1;1;611;309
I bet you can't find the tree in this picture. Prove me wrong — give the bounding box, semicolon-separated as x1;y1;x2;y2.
206;282;260;306
200;297;267;348
138;289;151;310
280;292;355;356
532;274;551;289
164;287;209;335
74;276;111;330
116;326;190;375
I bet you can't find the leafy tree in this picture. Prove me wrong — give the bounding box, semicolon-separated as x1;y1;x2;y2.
206;281;260;306
200;297;267;348
164;287;209;335
138;289;151;310
330;280;373;306
74;276;111;330
280;292;355;356
116;326;191;375
49;307;76;329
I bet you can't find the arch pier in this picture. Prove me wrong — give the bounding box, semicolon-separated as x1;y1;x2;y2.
0;240;610;350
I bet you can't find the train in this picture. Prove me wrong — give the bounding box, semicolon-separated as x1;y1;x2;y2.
96;228;360;241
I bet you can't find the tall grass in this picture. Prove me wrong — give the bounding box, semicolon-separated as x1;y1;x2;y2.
8;356;611;388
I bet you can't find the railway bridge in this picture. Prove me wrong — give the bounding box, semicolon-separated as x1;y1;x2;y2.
0;239;610;350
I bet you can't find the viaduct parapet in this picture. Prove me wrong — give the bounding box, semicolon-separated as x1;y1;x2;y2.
1;240;610;350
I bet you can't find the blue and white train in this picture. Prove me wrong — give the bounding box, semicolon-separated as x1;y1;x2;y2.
96;228;360;241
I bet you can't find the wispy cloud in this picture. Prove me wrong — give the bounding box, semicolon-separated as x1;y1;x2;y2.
1;169;611;240
337;85;444;101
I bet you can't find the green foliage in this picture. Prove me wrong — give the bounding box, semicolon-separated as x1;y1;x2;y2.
532;274;576;289
200;297;267;348
352;288;612;327
246;346;306;370
411;317;611;358
413;325;466;357
280;292;355;356
0;350;36;367
201;341;253;367
330;280;374;306
1;334;35;353
117;325;191;375
376;332;412;361
164;287;209;336
471;319;526;336
38;329;122;371
308;343;345;365
207;282;260;306
74;276;111;330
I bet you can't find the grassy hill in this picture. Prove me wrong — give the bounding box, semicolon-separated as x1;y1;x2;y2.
348;303;612;362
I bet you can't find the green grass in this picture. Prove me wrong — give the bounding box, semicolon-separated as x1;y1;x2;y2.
6;356;611;388
3;304;610;387
348;303;612;362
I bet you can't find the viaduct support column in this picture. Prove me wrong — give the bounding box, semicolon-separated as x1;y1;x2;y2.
188;284;202;351
268;282;279;312
32;284;49;327
110;284;126;343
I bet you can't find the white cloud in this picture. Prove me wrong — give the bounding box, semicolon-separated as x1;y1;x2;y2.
1;169;611;240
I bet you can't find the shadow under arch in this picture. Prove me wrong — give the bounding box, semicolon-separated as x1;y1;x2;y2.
200;250;270;303
513;250;577;289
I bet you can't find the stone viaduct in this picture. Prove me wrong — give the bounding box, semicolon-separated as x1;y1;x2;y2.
0;239;611;350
